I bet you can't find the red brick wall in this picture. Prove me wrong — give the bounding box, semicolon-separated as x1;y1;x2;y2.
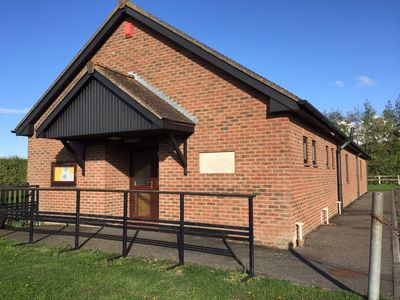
28;137;109;214
26;18;368;248
92;19;296;247
287;121;338;242
341;149;368;206
286;120;368;242
104;144;130;216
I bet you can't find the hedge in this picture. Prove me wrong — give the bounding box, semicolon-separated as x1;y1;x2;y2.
0;156;27;186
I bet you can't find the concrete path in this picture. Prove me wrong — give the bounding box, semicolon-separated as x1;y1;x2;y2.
296;191;395;298
0;192;396;298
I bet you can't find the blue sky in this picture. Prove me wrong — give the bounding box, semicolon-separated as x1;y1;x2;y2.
0;0;398;157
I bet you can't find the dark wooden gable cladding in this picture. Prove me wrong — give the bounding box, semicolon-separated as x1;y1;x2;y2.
36;69;192;140
38;77;156;139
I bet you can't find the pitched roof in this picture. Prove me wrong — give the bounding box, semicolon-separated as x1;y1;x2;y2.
93;63;194;125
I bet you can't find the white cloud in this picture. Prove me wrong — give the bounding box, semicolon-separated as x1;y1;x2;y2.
356;75;377;87
331;80;345;87
0;108;29;114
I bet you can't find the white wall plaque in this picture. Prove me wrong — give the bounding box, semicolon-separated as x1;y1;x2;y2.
199;152;235;174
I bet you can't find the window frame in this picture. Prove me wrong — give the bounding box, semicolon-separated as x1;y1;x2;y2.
303;137;308;165
326;146;329;168
345;154;349;183
312;140;317;166
331;148;335;169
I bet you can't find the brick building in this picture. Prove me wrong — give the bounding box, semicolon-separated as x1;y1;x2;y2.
13;1;368;248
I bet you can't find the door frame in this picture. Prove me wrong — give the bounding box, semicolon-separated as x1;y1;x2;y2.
129;148;159;219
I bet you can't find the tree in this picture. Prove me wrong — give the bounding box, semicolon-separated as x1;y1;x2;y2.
325;97;400;176
394;94;400;126
324;109;351;135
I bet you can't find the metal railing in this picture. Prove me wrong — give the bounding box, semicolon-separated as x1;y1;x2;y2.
0;185;38;227
0;186;256;277
368;175;400;185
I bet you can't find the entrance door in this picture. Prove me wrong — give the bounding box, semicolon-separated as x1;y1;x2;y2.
129;150;159;219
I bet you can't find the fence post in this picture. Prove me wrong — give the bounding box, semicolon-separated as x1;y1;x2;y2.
368;192;384;300
35;189;40;222
122;192;128;257
378;175;381;185
248;196;255;277
29;188;36;243
178;193;185;265
14;189;21;221
75;190;81;250
24;189;28;221
397;175;400;185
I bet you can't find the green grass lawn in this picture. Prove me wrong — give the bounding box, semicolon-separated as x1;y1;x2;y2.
368;183;399;192
0;239;360;300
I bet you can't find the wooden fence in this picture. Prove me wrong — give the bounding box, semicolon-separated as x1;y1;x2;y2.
368;175;400;185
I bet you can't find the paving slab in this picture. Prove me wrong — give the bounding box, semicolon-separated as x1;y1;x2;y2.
0;192;395;298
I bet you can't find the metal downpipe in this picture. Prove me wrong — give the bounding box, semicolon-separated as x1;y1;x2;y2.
337;128;354;214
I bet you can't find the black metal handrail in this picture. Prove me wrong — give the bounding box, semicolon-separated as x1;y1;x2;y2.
0;186;256;277
0;187;256;198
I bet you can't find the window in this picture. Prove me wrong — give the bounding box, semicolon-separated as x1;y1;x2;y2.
303;137;308;165
326;146;329;168
345;154;349;183
312;140;317;166
360;160;362;180
331;148;335;169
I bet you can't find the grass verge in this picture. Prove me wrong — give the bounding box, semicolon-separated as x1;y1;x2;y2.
0;239;361;300
368;184;399;192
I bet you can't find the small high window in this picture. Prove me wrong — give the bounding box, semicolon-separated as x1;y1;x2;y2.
326;146;329;168
345;154;349;183
303;137;308;165
312;140;317;166
331;148;335;169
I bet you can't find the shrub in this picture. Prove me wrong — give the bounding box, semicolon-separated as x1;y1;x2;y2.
0;156;27;186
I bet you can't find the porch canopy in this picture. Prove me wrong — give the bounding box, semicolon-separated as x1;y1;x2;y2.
36;61;195;141
35;61;195;175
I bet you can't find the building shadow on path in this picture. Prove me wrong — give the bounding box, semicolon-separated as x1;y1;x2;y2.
289;248;364;297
